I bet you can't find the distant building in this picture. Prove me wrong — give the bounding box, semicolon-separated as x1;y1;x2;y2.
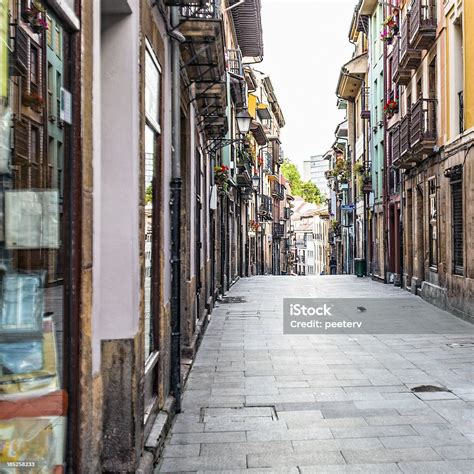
302;155;330;199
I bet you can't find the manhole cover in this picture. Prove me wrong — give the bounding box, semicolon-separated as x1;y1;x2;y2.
219;296;246;304
411;385;450;393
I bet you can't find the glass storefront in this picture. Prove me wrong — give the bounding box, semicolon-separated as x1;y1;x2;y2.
1;1;68;470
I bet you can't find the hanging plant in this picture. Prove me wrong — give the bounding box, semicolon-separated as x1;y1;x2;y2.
384;98;399;118
353;162;365;175
380;12;399;43
31;17;48;33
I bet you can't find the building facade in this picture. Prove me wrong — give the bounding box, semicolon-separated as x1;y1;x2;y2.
326;0;473;320
0;0;291;471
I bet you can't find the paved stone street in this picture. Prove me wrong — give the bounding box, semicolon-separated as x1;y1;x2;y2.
157;276;474;473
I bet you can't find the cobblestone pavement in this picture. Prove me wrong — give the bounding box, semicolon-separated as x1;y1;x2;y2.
157;276;474;473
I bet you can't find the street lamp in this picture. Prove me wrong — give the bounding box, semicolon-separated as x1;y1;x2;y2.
236;110;252;135
252;173;260;190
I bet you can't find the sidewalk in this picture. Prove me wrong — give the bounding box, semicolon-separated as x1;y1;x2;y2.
157;276;474;473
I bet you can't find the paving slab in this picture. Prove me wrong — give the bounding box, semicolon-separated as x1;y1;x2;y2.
157;276;474;473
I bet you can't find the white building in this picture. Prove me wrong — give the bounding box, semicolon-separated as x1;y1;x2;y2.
302;154;330;199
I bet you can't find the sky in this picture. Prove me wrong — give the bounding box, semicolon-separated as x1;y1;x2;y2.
259;0;357;173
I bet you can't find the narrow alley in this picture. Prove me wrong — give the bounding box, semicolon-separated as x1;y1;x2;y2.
158;276;474;473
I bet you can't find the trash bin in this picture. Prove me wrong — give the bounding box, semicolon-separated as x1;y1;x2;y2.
354;258;366;277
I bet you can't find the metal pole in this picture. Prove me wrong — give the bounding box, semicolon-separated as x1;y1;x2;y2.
170;5;182;413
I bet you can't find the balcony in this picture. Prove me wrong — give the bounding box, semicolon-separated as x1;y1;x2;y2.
360;87;370;119
390;122;401;168
236;149;252;187
227;48;247;108
400;113;411;159
399;13;421;71
179;0;227;138
410;98;437;155
258;195;273;221
271;182;284;200
391;36;411;86
273;223;285;239
409;0;436;51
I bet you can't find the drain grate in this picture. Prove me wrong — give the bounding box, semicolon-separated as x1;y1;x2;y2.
218;296;247;304
411;385;451;393
447;342;474;348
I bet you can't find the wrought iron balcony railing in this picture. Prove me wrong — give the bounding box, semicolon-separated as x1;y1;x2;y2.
459;91;464;135
180;0;221;19
227;48;243;76
273;223;285;239
361;87;370;119
258;195;273;220
272;182;284;200
410;98;437;153
409;0;436;51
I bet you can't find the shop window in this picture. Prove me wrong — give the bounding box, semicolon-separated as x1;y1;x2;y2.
428;177;438;269
143;41;161;424
1;7;69;468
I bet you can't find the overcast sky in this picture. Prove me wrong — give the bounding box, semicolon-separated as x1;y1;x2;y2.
258;0;357;172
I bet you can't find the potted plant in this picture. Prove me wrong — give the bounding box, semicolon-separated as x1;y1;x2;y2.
214;165;230;196
22;91;44;112
384;98;399;118
30;16;48;33
380;12;398;44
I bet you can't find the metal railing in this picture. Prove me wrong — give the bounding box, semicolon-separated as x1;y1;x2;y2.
227;49;243;76
180;0;221;19
273;223;285;239
361;87;370;119
410;98;437;149
459;91;464;134
258;195;273;219
272;182;284;200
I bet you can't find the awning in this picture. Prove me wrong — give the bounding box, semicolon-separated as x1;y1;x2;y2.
250;121;268;145
336;52;367;100
230;0;264;59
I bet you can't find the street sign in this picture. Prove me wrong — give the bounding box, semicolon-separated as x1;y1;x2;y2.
341;204;355;212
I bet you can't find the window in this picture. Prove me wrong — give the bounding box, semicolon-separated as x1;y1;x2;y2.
54;26;61;58
47;16;53;46
30;47;38;86
30;126;39;163
451;174;464;275
143;41;162;422
428;177;438;269
145;46;161;132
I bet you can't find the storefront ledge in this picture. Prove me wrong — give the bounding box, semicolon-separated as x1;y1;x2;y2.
144;396;176;465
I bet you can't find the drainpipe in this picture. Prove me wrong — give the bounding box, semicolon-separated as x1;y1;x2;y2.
382;3;389;284
170;6;182;413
